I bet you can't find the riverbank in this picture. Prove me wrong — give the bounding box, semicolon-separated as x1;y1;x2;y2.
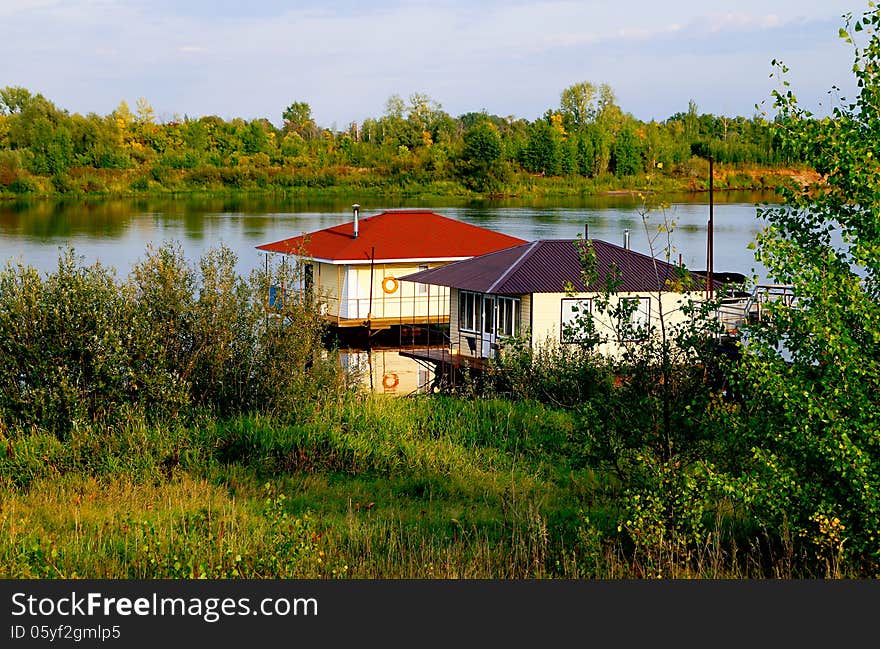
1;242;875;580
0;161;817;202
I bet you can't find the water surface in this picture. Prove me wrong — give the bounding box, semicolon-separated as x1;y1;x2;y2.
0;190;779;282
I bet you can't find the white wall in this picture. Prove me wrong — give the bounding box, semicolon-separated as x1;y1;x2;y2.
322;262;450;321
529;290;703;357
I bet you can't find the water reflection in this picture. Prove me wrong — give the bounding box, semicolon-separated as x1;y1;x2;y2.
0;191;781;283
1;192;788;395
339;346;438;396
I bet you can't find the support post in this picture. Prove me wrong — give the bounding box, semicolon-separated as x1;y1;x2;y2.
707;156;714;298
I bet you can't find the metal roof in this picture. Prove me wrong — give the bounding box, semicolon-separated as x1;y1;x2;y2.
255;209;526;264
399;239;716;294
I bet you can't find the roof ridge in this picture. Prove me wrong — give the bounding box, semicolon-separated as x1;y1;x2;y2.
487;240;542;294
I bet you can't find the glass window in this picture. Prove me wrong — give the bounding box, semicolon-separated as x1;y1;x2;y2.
561;298;593;343
497;296;520;337
618;297;651;341
303;263;314;301
459;290;481;332
417;264;428;295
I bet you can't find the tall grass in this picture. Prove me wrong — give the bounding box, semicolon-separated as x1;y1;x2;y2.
0;392;819;579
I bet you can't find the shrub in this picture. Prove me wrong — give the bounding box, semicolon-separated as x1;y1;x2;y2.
0;244;345;438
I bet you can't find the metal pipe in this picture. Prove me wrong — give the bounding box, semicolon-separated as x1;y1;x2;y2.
352;203;360;239
707;156;714;298
624;229;630;250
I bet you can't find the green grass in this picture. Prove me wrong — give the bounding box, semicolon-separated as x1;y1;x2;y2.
0;395;602;578
0;394;802;579
0;162;800;202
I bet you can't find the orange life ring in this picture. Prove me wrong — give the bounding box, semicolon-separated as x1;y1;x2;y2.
382;277;399;294
382;373;399;389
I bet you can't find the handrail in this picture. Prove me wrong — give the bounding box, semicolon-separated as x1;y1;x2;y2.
714;283;797;334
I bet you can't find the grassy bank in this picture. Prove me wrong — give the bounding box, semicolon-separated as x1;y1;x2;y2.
0;160;816;202
0;395;759;579
2;243;875;580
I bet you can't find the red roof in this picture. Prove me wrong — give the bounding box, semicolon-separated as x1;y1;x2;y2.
255;209;527;264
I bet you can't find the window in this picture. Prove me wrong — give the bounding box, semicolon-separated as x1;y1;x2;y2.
268;285;284;310
417;264;428;295
617;297;651;341
561;298;593;343
459;290;481;332
496;296;520;337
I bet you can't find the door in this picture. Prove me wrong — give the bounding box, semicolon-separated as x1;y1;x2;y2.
481;295;497;358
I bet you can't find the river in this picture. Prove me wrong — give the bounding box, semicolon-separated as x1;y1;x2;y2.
0;190;781;395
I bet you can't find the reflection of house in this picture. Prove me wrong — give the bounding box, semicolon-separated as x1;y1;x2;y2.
399;238;713;363
256;207;526;330
338;347;437;396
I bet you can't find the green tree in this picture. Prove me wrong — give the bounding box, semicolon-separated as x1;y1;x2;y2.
458;119;505;191
282;101;318;139
0;86;33;115
731;5;880;575
135;97;156;125
559;81;599;131
521;116;563;175
610;122;644;177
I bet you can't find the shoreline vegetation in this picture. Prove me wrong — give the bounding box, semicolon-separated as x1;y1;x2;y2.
0;159;814;203
1;82;817;202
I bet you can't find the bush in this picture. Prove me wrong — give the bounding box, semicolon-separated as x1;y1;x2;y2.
184;165;221;187
0;244;346;438
6;176;38;194
129;175;150;191
484;336;614;408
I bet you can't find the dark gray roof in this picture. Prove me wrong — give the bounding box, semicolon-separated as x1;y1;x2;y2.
400;239;712;294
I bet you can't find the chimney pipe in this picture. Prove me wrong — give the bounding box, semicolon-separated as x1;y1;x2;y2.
584;223;589;240
624;229;630;250
352;204;360;239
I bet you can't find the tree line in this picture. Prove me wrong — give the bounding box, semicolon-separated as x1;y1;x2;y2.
0;82;796;196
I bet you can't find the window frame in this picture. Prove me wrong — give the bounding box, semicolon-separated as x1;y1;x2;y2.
560;297;594;344
496;296;520;338
459;290;481;333
617;296;651;342
416;264;429;295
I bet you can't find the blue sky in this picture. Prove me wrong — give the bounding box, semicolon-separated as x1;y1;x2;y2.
0;1;869;128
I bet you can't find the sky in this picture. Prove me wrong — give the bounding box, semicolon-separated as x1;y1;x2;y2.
0;0;871;129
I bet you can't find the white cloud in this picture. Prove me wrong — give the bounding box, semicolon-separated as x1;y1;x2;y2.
700;12;785;32
0;0;865;126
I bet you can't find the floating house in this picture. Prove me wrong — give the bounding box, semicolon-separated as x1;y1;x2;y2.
398;237;718;370
256;207;526;331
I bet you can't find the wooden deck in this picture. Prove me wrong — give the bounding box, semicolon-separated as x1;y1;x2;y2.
398;348;490;372
323;315;450;329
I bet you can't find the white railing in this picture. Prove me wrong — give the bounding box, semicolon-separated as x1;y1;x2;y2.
714;284;797;334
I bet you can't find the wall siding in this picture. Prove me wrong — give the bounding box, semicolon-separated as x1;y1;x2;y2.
519;294;531;338
315;261;449;321
530;291;698;357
